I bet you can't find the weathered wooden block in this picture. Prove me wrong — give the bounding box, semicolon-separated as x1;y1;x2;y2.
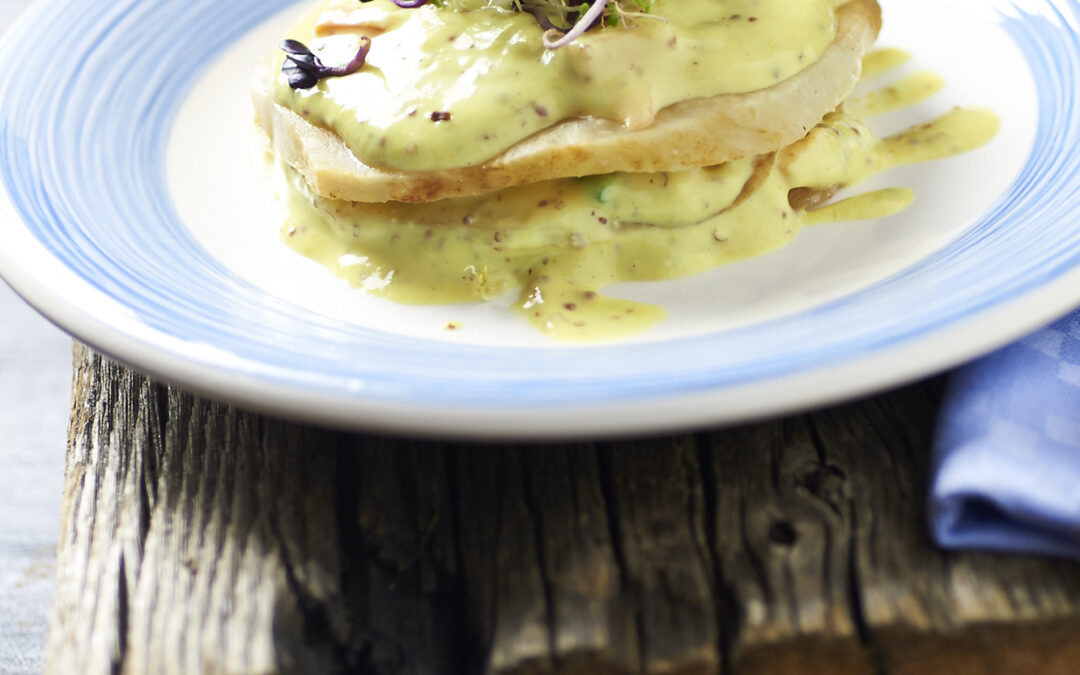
47;345;1080;675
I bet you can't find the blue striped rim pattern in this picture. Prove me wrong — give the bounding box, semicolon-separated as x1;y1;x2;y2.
0;0;1075;409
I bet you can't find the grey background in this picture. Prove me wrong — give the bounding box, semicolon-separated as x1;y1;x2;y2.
0;1;72;672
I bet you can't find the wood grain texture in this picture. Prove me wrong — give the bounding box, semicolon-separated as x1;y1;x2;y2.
47;346;1080;675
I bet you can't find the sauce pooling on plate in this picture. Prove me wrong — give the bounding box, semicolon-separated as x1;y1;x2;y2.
278;50;998;341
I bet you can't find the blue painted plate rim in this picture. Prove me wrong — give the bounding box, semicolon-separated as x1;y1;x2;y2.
0;0;1076;438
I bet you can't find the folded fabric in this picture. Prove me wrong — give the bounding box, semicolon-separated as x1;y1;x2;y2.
931;311;1080;559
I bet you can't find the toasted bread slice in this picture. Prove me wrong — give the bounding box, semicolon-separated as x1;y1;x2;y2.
253;0;881;203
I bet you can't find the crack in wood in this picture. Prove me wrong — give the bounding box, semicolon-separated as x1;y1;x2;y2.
268;451;362;674
112;553;128;675
518;448;560;669
595;445;647;674
696;435;737;675
680;440;722;675
445;446;480;675
846;506;887;675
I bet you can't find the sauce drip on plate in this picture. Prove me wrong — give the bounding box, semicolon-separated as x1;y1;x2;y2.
278;49;999;341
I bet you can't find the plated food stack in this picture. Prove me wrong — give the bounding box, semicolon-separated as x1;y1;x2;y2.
254;0;881;202
249;0;965;340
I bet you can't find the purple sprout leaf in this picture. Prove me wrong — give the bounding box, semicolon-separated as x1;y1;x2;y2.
280;39;314;57
322;36;372;77
282;62;320;89
391;0;429;7
542;0;608;49
279;37;372;89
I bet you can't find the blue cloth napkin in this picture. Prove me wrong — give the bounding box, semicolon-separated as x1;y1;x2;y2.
931;312;1080;559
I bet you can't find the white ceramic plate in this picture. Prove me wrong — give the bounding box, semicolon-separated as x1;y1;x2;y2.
0;0;1072;438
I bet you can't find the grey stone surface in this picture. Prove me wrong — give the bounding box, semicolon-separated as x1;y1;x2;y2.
0;0;70;661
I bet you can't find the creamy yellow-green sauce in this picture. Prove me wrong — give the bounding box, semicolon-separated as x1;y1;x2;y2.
277;52;999;341
859;46;910;79
272;0;846;171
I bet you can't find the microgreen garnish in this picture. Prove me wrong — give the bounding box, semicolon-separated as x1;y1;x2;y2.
387;0;659;48
541;0;607;48
280;38;371;89
277;0;657;71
